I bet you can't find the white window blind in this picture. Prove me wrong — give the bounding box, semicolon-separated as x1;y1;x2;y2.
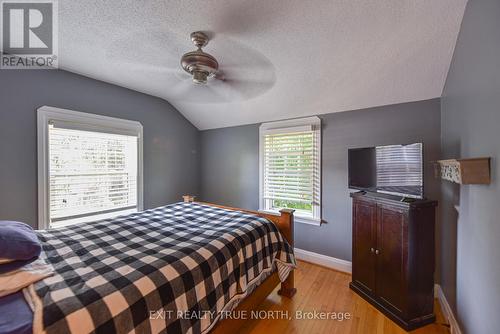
260;117;321;224
376;144;423;187
48;125;139;228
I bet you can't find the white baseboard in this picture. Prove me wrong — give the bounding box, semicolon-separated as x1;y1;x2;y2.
294;248;352;274
294;253;461;333
294;250;462;332
435;284;462;334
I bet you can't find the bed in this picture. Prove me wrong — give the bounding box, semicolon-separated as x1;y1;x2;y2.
1;197;296;334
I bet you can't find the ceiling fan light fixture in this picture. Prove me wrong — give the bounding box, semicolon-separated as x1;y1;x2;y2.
181;32;219;84
192;70;208;84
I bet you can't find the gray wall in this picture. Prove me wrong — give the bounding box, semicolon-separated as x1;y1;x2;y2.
440;0;500;333
200;124;260;210
200;99;441;262
0;70;200;228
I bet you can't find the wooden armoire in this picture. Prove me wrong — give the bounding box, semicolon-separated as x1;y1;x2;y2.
349;191;437;330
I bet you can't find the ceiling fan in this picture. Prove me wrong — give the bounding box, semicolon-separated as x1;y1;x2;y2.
112;30;276;103
180;32;219;84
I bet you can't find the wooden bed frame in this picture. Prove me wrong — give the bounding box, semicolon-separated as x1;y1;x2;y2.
182;195;296;333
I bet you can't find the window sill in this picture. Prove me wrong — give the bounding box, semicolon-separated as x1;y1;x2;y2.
50;208;137;229
258;209;322;226
295;216;322;226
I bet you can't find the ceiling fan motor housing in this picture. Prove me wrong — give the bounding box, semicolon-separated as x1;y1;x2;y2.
181;32;219;84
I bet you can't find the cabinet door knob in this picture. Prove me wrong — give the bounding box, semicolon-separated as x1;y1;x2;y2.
370;247;375;253
375;249;380;255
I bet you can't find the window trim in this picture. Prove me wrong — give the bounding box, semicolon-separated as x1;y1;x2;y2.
37;106;144;229
259;116;322;226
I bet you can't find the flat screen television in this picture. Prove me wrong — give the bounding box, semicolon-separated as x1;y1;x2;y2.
348;143;424;199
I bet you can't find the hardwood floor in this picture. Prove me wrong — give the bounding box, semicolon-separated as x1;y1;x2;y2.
239;261;450;334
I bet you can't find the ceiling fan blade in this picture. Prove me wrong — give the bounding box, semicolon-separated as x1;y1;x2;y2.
126;63;179;74
213;2;288;36
221;78;273;100
167;73;275;104
169;76;195;96
216;60;272;72
164;74;233;104
208;36;276;74
201;84;231;103
107;29;184;60
107;29;188;77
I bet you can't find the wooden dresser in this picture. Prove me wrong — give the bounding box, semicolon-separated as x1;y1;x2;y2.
349;191;437;330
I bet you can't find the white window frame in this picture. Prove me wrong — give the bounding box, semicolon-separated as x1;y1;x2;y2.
37;106;144;229
259;116;322;226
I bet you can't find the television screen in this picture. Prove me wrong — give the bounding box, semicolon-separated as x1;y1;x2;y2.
348;143;423;199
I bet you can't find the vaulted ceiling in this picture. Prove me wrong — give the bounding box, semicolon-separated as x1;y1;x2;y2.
58;0;467;129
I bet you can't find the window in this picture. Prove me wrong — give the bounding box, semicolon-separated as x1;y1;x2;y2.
375;143;423;187
37;106;143;229
375;143;423;198
259;117;321;225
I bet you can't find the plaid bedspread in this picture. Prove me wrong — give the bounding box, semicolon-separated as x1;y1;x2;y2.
30;202;296;334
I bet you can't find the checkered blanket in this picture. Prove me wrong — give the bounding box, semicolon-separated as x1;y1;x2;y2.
29;202;296;334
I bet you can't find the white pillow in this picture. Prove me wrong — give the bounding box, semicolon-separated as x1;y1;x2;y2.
0;258;53;297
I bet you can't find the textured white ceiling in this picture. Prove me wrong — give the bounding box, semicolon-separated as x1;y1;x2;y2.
58;0;467;130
